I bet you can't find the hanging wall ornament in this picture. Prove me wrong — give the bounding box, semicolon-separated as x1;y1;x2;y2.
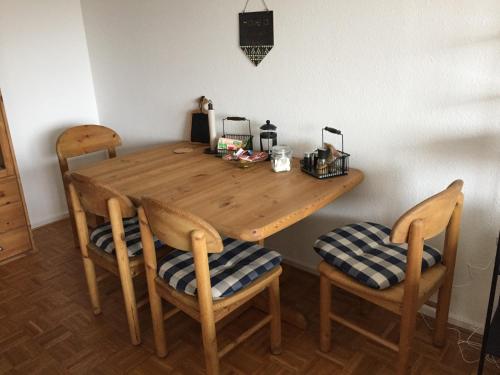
239;0;274;66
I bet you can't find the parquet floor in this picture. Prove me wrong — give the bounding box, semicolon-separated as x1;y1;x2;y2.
0;219;498;374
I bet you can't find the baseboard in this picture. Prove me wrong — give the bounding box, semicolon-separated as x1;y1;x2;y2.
281;256;483;333
282;257;319;275
419;304;483;334
31;212;69;229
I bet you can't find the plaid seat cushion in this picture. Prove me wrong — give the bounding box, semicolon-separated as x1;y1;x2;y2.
90;216;163;257
314;222;442;290
157;238;282;300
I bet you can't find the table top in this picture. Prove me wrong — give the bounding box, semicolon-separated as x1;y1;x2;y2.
72;142;364;241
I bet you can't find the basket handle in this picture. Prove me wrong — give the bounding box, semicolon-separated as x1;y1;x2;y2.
322;126;344;153
324;127;341;135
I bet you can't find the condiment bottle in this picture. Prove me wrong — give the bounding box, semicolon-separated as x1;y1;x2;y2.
316;148;328;175
303;153;311;171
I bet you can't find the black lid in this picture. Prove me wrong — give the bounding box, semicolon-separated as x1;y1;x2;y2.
317;148;328;159
260;120;277;131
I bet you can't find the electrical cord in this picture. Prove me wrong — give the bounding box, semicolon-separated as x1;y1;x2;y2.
419;312;500;368
425;252;499;367
452;258;494;288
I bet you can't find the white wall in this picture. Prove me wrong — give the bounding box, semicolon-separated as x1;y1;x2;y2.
80;0;499;329
0;0;99;226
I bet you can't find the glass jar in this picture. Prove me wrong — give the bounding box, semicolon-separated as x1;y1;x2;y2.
271;145;292;173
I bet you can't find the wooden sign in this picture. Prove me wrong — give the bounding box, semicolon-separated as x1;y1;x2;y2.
239;9;274;66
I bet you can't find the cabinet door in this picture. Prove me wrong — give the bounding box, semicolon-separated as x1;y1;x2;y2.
0;91;14;177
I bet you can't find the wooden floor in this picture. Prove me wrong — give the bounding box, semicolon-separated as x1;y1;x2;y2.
0;219;497;374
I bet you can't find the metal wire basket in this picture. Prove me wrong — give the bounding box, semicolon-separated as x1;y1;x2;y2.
300;151;349;179
216;117;253;157
300;127;350;179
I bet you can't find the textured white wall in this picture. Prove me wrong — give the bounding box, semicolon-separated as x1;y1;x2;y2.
0;0;99;226
81;0;500;328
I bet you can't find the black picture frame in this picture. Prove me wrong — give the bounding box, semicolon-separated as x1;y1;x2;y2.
239;10;274;66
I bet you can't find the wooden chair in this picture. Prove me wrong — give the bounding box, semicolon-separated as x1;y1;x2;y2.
318;180;464;375
138;197;282;375
68;172;166;346
56;125;122;244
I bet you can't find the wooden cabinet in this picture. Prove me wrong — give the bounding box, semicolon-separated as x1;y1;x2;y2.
0;90;34;263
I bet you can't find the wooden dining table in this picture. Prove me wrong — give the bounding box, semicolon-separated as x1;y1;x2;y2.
72;141;364;328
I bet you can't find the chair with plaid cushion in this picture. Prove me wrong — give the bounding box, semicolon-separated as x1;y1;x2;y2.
138;197;282;375
317;180;464;375
68;172;167;346
56;125;122;246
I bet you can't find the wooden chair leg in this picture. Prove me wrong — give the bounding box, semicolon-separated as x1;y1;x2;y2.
149;285;167;357
62;179;79;248
82;257;101;315
200;311;219;375
138;206;167;356
319;273;332;353
268;277;282;355
397;311;417;375
117;266;141;345
191;229;219;375
68;206;80;248
433;280;453;347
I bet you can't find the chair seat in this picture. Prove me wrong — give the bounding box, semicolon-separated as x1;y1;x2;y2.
90;216;162;257
314;222;442;290
319;261;447;315
157;238;282;300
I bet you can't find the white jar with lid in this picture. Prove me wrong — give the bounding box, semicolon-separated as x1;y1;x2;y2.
271;145;293;173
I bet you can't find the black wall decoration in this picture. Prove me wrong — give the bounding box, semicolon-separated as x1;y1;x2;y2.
239;0;274;66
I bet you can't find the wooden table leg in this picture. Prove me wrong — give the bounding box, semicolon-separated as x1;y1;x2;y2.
253;294;308;330
254;239;308;330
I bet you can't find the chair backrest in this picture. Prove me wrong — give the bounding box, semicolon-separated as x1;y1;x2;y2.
141;196;224;253
390;180;464;307
69;172;136;219
56;124;122;174
390;180;464;244
139;198;223;317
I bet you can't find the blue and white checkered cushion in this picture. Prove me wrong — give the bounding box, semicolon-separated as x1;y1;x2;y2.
90;216;163;257
314;222;442;290
157;238;282;299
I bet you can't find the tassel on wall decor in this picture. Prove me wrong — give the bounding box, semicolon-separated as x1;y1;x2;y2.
239;0;274;66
